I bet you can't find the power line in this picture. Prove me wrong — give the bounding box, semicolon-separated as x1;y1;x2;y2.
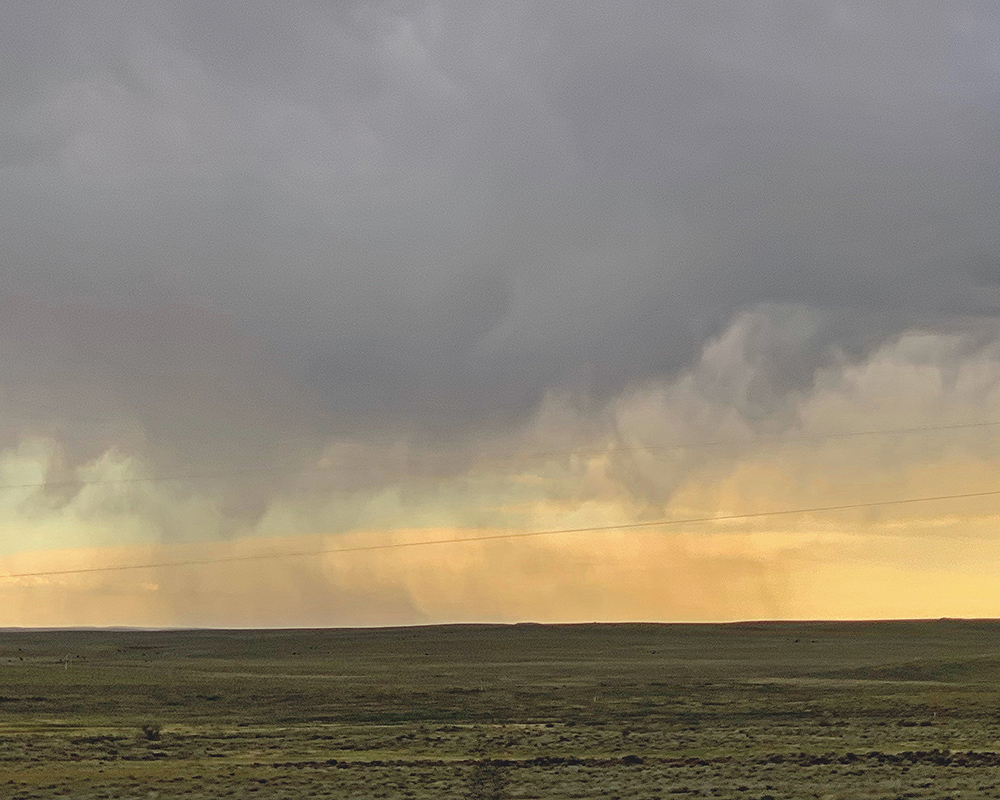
2;487;998;581
0;418;998;493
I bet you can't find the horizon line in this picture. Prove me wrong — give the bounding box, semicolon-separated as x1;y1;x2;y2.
1;617;996;632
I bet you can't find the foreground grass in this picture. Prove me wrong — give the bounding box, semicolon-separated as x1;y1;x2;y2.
2;621;1000;798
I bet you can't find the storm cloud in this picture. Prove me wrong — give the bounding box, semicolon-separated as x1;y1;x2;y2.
2;1;998;434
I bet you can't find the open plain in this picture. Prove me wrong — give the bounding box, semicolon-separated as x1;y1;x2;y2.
3;622;1000;798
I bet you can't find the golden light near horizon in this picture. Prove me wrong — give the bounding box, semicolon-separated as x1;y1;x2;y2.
3;507;1000;628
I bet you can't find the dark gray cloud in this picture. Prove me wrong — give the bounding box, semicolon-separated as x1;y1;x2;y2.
2;0;999;445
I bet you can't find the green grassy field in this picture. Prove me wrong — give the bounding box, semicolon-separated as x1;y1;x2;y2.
3;621;1000;798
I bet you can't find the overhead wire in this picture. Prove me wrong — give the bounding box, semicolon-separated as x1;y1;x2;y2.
2;487;999;581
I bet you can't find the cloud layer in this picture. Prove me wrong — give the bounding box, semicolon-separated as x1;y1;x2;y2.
3;2;999;429
2;2;1000;623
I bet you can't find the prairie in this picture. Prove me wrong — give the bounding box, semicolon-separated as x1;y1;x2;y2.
2;621;1000;798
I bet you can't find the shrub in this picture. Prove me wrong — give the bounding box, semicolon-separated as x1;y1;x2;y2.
141;723;162;741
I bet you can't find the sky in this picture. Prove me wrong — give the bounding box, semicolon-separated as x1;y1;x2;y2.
2;1;1000;626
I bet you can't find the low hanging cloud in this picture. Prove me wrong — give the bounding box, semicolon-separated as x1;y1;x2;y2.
5;320;1000;625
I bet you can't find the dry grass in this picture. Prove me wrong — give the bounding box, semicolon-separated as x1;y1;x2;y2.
2;621;1000;798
